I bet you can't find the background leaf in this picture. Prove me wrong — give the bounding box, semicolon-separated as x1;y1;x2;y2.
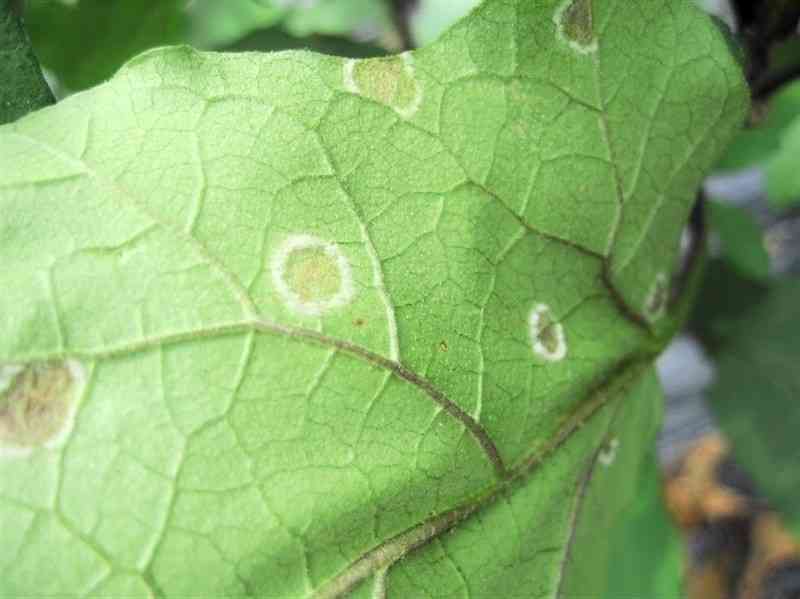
765;116;800;207
277;0;390;40
378;371;666;598
410;0;480;46
187;0;285;49
716;80;800;172
24;0;392;92
0;1;54;124
697;276;800;534
25;0;188;90
1;0;747;595
708;200;771;280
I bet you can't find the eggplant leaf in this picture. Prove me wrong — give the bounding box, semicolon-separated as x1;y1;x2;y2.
0;0;746;596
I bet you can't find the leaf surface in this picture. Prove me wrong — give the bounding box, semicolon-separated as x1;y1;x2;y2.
603;448;685;598
0;0;746;596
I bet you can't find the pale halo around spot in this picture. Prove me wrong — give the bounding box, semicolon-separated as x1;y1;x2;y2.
270;234;355;317
644;272;669;322
342;59;359;95
528;303;568;362
45;360;86;450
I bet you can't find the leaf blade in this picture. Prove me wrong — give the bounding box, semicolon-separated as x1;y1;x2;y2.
0;1;747;595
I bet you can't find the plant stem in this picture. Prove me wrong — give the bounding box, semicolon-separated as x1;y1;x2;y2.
0;0;55;125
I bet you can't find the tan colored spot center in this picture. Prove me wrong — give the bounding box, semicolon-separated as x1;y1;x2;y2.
285;247;342;304
352;56;419;114
0;362;75;448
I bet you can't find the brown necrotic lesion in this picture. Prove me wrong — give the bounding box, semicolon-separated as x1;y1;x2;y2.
0;361;77;449
555;0;597;54
563;0;594;45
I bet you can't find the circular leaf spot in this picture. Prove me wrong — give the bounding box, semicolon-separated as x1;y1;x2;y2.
0;361;83;456
271;234;355;317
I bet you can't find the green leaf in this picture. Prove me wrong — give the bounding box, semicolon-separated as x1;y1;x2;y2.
278;0;390;40
604;449;685;598
0;2;54;124
703;279;800;534
716;80;800;172
187;0;285;49
24;0;188;91
0;0;747;595
691;259;771;343
708;200;771;280
766;115;800;207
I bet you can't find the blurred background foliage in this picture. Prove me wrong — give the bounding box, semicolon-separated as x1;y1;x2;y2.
24;0;395;91
17;0;800;596
23;0;481;92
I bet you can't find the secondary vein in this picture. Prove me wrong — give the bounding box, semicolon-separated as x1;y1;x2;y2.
10;317;508;478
